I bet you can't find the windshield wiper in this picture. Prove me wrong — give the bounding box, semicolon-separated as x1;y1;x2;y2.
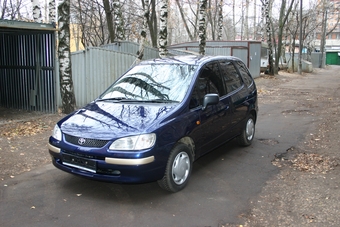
96;98;178;103
96;97;130;102
146;99;179;103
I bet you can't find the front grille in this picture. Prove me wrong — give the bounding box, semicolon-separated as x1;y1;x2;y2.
64;134;109;148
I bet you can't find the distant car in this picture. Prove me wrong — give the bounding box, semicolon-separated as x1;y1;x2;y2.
48;55;258;192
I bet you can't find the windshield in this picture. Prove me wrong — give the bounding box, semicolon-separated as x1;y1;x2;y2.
99;64;198;102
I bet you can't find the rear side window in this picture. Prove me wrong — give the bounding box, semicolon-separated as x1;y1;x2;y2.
219;61;243;94
235;61;254;88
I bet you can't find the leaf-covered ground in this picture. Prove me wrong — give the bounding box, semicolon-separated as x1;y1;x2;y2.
1;67;340;226
0;109;64;180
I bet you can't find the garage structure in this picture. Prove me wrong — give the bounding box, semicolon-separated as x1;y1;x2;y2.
168;41;262;78
0;20;57;113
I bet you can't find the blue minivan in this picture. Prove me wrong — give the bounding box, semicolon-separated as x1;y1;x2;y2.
48;55;258;192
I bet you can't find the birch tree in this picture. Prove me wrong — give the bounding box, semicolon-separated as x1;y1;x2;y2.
217;0;223;40
58;0;76;113
137;0;149;62
32;0;42;23
49;0;56;24
253;0;257;39
159;0;168;58
198;0;207;55
263;0;274;75
260;1;265;41
232;0;236;39
114;0;125;40
244;0;249;40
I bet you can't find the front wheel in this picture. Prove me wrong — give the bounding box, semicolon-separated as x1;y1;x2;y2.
237;115;255;147
158;143;193;192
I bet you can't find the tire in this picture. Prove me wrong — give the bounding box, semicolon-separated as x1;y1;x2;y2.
237;114;255;147
158;143;193;192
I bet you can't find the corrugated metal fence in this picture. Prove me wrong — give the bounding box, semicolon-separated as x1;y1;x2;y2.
101;41;159;59
0;30;56;112
68;41;262;108
69;47;138;107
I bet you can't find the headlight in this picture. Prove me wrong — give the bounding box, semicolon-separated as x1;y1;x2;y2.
52;124;62;141
109;133;156;151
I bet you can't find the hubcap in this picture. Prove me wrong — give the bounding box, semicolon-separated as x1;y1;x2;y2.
246;118;255;141
172;152;190;185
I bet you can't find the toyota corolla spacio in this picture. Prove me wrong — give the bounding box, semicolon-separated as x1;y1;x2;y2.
48;55;258;192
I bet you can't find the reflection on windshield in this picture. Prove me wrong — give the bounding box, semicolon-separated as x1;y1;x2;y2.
100;64;198;102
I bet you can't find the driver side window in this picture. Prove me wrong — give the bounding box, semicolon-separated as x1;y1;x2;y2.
189;63;222;109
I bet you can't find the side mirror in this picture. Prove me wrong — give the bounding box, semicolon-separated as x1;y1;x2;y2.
202;94;219;111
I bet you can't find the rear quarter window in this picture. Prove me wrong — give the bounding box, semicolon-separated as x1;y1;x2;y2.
235;61;254;89
219;61;243;94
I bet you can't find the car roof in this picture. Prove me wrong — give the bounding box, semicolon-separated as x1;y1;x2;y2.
140;55;242;66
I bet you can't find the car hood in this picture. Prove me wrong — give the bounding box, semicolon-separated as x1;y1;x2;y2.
60;101;176;140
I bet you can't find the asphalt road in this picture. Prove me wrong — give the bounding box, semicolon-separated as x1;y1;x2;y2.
0;72;317;227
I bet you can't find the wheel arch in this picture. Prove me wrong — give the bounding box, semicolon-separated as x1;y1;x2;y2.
249;109;257;123
177;136;196;161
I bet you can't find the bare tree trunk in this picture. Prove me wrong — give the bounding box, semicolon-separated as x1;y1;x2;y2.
245;0;249;40
232;0;236;39
261;0;265;42
217;0;223;40
58;0;76;113
206;0;217;40
198;0;207;55
103;0;115;43
319;1;327;68
275;0;295;74
137;0;149;63
264;0;274;75
1;0;7;19
32;0;42;23
113;0;125;40
175;0;194;41
148;0;158;48
282;27;288;64
253;0;257;39
48;0;56;24
159;0;168;58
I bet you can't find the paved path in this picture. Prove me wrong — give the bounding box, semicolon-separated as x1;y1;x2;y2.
2;67;332;227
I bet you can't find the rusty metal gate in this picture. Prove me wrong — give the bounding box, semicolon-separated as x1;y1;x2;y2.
0;20;56;113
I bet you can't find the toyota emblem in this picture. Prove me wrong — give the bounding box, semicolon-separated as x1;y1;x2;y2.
78;138;86;145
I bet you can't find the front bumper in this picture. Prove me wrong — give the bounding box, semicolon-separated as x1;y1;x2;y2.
48;143;166;183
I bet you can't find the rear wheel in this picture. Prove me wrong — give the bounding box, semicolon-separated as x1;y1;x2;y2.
237;114;255;147
158;143;193;192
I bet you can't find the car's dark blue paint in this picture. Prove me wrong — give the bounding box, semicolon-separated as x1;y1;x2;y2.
48;55;258;188
60;102;177;140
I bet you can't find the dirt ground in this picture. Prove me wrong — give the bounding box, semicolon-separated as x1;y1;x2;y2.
0;66;340;226
0;109;64;181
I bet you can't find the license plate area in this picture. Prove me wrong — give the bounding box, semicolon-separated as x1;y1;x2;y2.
62;153;97;173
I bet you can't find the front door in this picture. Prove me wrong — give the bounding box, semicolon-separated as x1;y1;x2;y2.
189;62;232;157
